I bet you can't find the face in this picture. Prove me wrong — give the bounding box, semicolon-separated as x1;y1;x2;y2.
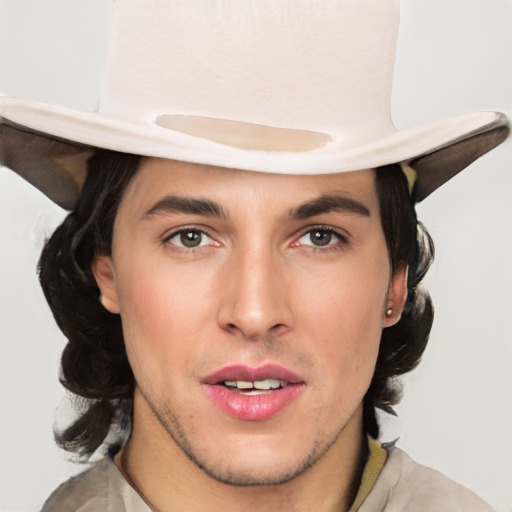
94;158;406;486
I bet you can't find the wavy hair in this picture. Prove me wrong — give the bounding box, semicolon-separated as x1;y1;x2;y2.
38;151;434;457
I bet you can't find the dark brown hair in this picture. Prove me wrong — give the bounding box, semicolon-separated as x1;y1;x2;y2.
38;151;433;457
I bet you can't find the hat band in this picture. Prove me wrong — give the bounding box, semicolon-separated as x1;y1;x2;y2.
155;115;332;151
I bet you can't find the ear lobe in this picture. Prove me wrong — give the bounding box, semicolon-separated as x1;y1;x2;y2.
383;265;408;327
92;254;121;314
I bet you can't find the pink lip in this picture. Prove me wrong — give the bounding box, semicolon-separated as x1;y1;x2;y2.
203;364;303;385
202;364;306;421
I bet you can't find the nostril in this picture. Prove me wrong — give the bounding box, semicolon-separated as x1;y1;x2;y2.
218;298;292;340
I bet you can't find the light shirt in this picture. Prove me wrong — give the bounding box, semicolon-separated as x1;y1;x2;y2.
41;441;495;512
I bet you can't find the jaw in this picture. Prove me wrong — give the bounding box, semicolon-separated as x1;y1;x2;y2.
131;378;364;482
123;389;367;512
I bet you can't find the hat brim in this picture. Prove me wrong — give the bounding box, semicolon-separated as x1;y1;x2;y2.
1;96;509;209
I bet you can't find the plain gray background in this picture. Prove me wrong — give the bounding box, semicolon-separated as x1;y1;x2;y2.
1;1;511;511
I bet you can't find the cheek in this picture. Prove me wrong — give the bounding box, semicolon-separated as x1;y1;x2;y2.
113;259;216;375
297;254;388;388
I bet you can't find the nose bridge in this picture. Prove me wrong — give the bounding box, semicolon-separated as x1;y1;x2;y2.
219;239;290;339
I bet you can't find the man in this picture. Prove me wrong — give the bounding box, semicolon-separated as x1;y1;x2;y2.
0;1;510;512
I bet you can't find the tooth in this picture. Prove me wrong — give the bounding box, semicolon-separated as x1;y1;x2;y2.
280;380;288;388
269;379;281;389
253;379;271;390
224;381;237;387
236;381;253;389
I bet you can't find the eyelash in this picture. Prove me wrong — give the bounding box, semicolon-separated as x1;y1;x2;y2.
162;226;217;251
293;225;349;252
161;225;349;252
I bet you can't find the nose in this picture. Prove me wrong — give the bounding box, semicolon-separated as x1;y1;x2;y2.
217;246;292;341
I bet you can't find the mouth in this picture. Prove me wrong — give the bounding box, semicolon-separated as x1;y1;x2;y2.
220;378;290;395
202;364;305;421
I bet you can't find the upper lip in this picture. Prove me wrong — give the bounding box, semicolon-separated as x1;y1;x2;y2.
203;364;304;385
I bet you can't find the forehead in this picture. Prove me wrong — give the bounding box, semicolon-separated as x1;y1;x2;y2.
118;157;380;217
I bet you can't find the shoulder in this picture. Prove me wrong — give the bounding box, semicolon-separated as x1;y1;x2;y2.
40;458;115;512
360;445;495;512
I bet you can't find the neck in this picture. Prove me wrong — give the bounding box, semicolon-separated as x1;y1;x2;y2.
116;390;368;512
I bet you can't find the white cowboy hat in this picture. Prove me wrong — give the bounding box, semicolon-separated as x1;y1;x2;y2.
0;0;508;210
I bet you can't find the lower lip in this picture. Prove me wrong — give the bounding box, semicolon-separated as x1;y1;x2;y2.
203;384;305;421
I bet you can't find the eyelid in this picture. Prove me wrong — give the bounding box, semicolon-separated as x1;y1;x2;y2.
291;225;349;248
162;225;219;247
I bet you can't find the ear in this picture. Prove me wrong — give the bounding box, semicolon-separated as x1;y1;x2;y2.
383;265;408;327
91;254;121;314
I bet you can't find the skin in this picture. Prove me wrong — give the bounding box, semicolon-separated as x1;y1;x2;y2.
93;158;407;512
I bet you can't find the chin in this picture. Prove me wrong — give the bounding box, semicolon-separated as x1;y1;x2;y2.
157;406;326;486
172;419;340;487
191;446;323;487
143;385;357;487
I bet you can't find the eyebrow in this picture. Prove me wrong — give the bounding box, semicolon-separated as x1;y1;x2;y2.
288;194;371;220
143;192;370;222
143;195;228;219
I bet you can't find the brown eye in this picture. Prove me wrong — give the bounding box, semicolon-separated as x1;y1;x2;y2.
180;230;203;247
165;229;214;249
309;229;333;246
294;227;346;249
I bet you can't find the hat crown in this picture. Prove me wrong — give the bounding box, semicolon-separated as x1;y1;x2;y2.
100;0;399;148
3;0;506;210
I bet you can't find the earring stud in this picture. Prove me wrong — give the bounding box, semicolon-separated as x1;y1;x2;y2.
385;308;393;318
